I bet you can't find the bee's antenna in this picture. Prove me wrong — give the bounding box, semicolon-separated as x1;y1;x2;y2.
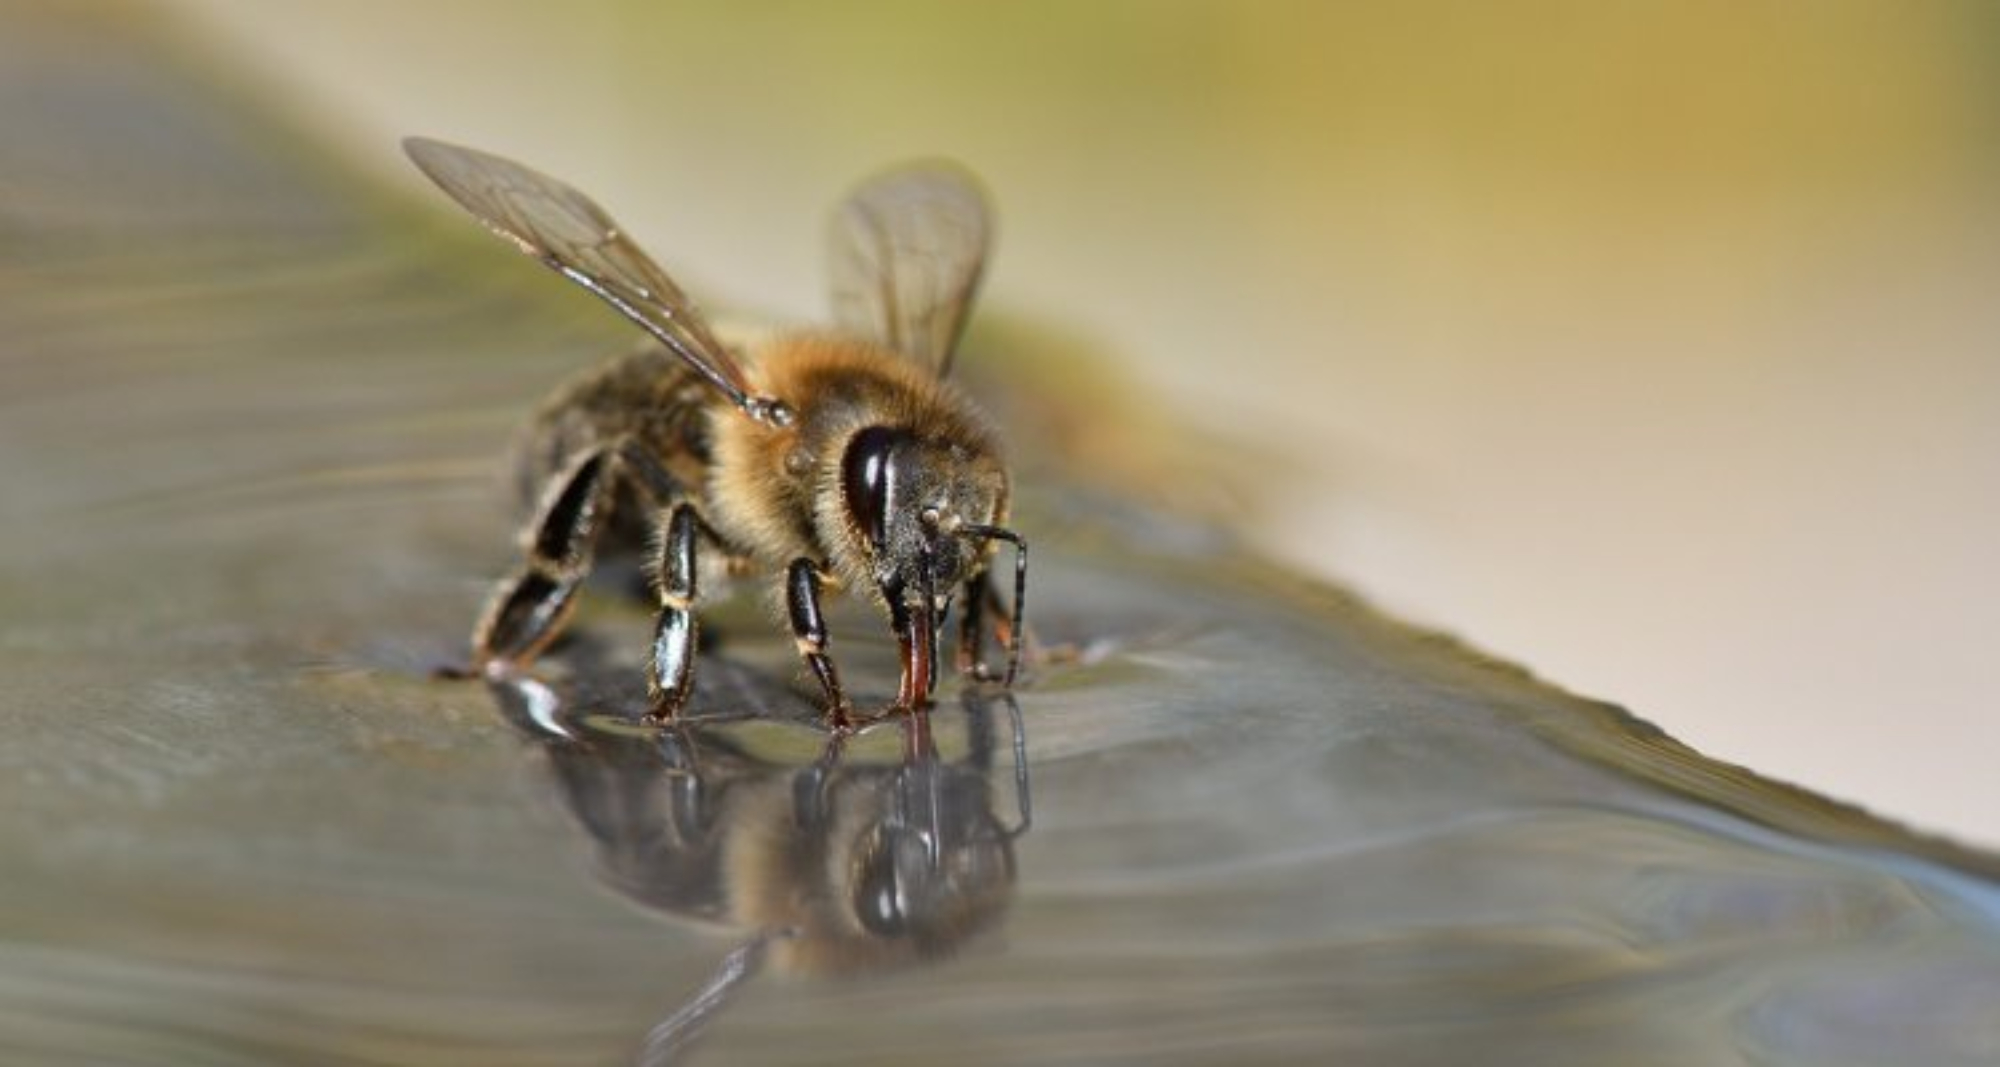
957;525;1027;686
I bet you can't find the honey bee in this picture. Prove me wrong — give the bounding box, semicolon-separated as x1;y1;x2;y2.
405;138;1026;726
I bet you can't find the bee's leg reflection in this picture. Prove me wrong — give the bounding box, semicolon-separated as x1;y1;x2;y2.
646;503;711;720
786;559;854;728
790;727;850;831
997;691;1033;837
954;688;1033;837
472;447;614;670
482;670;577;742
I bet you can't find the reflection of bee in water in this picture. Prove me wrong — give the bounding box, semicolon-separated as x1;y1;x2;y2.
405;138;1027;726
486;676;1030;1058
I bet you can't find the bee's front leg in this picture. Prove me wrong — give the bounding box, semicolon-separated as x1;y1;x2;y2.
471;447;615;671
955;571;1028;684
955;572;997;681
785;558;854;729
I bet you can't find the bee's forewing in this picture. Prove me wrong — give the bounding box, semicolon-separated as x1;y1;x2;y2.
404;137;758;410
828;162;992;378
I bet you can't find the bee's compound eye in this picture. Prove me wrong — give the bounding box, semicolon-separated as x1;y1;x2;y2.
841;426;908;551
851;827;907;937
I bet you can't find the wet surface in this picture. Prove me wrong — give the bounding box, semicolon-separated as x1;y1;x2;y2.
3;8;1999;1065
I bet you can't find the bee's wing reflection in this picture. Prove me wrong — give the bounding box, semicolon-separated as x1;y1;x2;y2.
636;932;774;1067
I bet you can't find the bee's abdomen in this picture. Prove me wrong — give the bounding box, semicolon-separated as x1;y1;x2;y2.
511;344;719;555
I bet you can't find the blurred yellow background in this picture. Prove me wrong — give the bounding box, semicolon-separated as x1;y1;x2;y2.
163;1;1998;842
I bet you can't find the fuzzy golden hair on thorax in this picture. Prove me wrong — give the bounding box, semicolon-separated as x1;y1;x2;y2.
704;334;1006;598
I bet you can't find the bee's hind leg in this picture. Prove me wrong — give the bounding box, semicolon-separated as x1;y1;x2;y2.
471;447;616;672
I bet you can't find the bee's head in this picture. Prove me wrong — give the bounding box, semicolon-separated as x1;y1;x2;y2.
841;426;1006;598
838;425;1015;703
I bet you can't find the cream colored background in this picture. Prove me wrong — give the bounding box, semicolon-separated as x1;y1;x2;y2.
164;1;1998;844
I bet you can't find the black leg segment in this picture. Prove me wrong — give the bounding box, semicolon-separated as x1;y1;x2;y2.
473;448;615;667
955;572;993;680
786;557;852;726
647;503;706;719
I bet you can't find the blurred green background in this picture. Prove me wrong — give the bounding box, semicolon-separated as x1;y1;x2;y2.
151;0;1998;842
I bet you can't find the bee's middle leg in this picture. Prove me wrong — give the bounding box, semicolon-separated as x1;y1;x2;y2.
646;503;711;721
472;448;616;670
786;559;854;729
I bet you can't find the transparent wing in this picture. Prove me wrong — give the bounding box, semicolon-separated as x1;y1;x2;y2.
404;137;773;420
828;161;992;378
